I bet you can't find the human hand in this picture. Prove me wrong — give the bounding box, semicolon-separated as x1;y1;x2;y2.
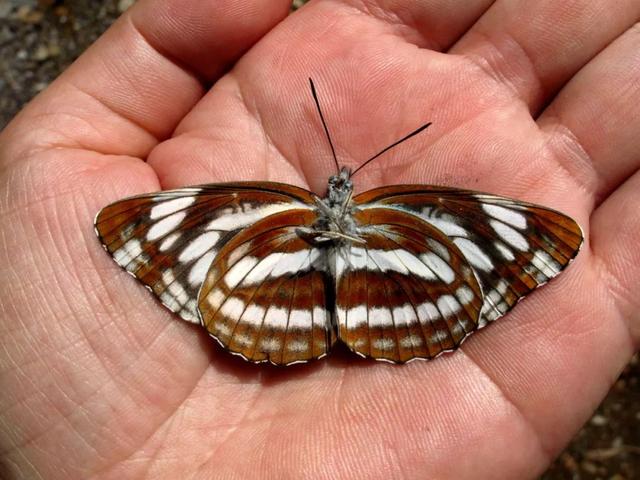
1;0;639;478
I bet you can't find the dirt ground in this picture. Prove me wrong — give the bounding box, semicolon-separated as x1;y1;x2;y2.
1;1;638;478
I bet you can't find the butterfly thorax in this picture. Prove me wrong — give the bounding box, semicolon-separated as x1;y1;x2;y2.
325;167;353;207
300;167;364;245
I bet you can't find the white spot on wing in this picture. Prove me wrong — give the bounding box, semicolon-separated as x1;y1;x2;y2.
225;256;259;288
206;288;225;309
160;291;179;311
241;304;265;327
395;249;437;281
243;253;283;285
234;333;253;347
353;337;367;349
179;308;198;324
420;209;468;237
437;295;462;317
313;306;328;329
420;252;456;283
450;323;465;337
487;279;509;304
264;306;288;329
270;250;310;277
149;196;195;220
189;251;216;286
531;250;561;278
302;248;322;270
162;269;175;285
184;299;198;320
490;220;529;251
227;243;250;265
427;239;451;261
428;330;448;345
335;251;347;277
113;239;143;266
167;280;189;306
206;203;306;231
390;304;405;328
220;297;245;320
400;334;423;348
346;305;368;328
147;211;187;241
260;337;281;352
159;232;181;252
233;250;319;286
348;247;368;269
368;249;408;274
495;242;515;261
416;302;439;321
480;279;511;323
459;317;473;333
369;307;393;327
347;248;439;281
372;338;395;350
215;322;232;336
178;231;221;263
395;304;417;328
454;238;494;271
287;340;309;352
455;285;475;306
482;204;527;229
288;309;312;330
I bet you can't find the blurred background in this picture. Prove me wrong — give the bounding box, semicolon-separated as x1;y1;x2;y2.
0;1;638;478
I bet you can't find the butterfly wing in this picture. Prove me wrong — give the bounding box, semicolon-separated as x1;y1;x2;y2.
94;183;316;323
335;207;484;363
354;185;583;328
198;209;336;365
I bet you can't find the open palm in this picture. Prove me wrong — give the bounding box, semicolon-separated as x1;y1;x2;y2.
1;0;639;478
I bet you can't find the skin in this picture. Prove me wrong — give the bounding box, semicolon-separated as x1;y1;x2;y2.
0;0;639;478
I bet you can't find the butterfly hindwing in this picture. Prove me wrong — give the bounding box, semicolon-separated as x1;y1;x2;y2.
335;207;484;363
198;209;336;365
354;186;583;327
94;183;316;323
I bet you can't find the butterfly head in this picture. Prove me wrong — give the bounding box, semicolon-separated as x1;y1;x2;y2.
326;166;353;207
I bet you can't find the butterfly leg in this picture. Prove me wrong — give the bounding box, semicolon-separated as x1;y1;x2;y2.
296;226;365;245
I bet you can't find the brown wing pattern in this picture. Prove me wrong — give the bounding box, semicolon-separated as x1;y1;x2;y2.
96;179;583;366
354;186;583;327
94;183;316;323
198;209;336;365
335;207;484;363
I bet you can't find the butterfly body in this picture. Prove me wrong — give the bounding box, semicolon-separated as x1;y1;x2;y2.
95;172;583;365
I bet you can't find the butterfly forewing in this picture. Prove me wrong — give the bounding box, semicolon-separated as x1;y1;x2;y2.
336;207;483;363
94;183;316;323
354;186;583;327
198;209;336;365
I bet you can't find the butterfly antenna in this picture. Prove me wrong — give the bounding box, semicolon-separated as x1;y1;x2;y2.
309;78;340;174
351;121;432;177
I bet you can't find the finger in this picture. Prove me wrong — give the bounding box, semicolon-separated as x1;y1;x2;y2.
146;0;498;190
336;0;497;51
591;171;640;346
451;0;640;112
0;0;291;163
458;22;640;446
461;252;635;457
537;24;640;202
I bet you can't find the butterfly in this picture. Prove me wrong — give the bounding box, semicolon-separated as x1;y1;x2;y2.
94;80;583;366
